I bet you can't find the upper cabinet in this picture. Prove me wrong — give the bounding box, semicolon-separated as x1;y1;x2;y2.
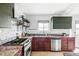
51;16;72;29
0;3;13;28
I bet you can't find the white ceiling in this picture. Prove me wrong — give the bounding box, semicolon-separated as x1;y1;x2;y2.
15;3;79;16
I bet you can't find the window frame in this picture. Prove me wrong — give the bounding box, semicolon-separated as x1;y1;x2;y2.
38;20;49;31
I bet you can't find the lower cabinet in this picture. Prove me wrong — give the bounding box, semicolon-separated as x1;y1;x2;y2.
61;37;68;51
61;37;75;51
67;37;75;51
44;37;51;51
32;37;38;51
32;37;51;51
32;37;75;51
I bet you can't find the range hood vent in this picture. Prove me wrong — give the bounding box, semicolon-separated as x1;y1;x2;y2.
21;15;30;23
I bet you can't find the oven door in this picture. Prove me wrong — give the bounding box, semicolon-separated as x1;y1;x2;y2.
24;42;31;56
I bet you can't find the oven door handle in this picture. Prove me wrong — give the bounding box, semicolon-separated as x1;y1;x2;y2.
24;41;31;46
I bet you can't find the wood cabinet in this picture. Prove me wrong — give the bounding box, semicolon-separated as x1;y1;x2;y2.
61;37;68;51
32;37;51;51
43;37;51;51
32;36;75;51
67;37;75;51
61;37;75;51
32;37;37;51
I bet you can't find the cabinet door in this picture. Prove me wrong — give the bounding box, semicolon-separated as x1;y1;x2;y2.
67;37;75;51
32;37;38;51
32;37;51;51
32;37;44;51
32;37;36;51
61;37;68;51
37;37;44;51
44;37;51;51
36;37;51;51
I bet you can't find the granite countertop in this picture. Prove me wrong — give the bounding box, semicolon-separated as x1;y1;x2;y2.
0;46;23;56
19;35;75;38
28;36;74;38
0;49;20;56
26;35;74;37
18;36;75;40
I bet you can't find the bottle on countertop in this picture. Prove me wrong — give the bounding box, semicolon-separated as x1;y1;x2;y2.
21;32;25;37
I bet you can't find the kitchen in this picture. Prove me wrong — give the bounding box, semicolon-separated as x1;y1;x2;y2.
0;3;78;56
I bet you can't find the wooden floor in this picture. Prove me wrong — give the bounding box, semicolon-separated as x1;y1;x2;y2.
32;51;71;56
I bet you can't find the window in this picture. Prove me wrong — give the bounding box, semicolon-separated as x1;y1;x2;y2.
76;20;79;36
76;24;79;29
38;21;49;31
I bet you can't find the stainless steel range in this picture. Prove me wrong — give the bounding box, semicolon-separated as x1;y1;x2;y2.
21;38;31;56
2;38;31;56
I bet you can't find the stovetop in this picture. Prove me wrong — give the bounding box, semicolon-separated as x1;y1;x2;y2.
2;39;27;45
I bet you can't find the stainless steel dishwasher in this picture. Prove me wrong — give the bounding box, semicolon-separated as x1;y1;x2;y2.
51;38;61;51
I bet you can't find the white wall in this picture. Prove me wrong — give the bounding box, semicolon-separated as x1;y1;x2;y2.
0;26;17;45
73;15;79;47
25;14;75;36
0;4;17;45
